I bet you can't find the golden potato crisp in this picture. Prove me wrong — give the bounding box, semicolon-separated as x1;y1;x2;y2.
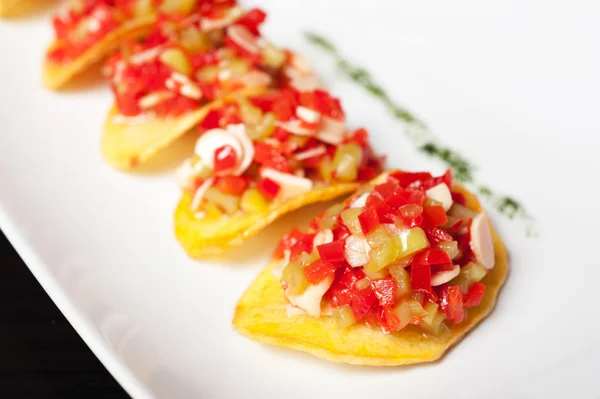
43;16;154;89
174;182;361;258
101;88;267;170
233;181;508;365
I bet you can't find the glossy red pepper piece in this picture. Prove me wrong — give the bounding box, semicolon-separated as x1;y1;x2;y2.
233;8;267;35
412;247;452;266
256;178;280;199
317;240;346;263
370;277;397;308
213;145;238;172
426;227;453;244
439;285;465;324
423;205;448;228
304;260;338;284
214;175;248;196
410;263;432;294
463;282;486;308
358;207;380;234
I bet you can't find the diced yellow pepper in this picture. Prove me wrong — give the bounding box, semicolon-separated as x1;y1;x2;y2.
240;188;269;214
159;48;192;76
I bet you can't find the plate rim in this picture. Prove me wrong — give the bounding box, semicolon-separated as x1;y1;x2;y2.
0;203;153;399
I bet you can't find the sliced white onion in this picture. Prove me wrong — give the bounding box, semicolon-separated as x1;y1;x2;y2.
286;275;334;317
138;91;175;109
313;229;333;247
426;183;453;211
275;119;316;136
288;73;323;92
227;24;261;54
237;70;272;87
431;264;461;286
350;193;370;209
316;116;346;145
470;213;495;269
260;168;313;199
190;178;215;212
226;124;254;176
344;235;371;267
194;128;243;170
294;146;327;161
129;46;162;65
296;106;321;124
180;82;203;100
289;52;313;74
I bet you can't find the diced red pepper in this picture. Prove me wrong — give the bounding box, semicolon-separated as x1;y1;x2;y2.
463;282;486;308
233;8;267;35
332;225;351;241
423;205;448;228
199;109;222;131
377;306;401;332
439;285;465;324
325;266;364;307
254;142;294;173
358;207;380;234
317;240;346;263
365;192;394;223
426;227;453;244
425;169;453;190
346;128;370;147
430;262;456;274
412;247;452;266
370;277;397;308
214;175;248;196
289;233;316;260
389;171;433;188
375;181;399;198
410;263;432;294
350;286;378;321
274;228;304;258
451;191;466;206
272;94;297;121
304;260;338;284
213;145;238;172
256;178;280;199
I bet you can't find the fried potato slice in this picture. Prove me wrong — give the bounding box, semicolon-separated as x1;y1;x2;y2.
0;0;23;16
101;87;267;170
42;15;155;89
174;182;361;258
233;181;508;366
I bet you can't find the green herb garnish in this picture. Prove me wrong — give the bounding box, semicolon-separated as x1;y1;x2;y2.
306;32;536;235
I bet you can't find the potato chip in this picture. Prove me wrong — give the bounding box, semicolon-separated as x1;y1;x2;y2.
233;181;508;365
174;182;360;257
43;15;154;89
101;87;267;170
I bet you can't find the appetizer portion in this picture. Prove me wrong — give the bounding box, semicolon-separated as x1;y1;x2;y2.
233;170;508;365
174;88;383;257
43;0;241;88
101;6;299;169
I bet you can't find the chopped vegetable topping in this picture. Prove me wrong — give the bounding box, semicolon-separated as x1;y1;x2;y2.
176;85;383;217
103;3;287;118
276;170;495;336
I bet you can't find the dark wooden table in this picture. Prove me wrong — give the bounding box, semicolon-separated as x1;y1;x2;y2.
0;230;129;398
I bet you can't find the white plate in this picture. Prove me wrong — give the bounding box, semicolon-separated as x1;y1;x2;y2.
1;0;599;398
